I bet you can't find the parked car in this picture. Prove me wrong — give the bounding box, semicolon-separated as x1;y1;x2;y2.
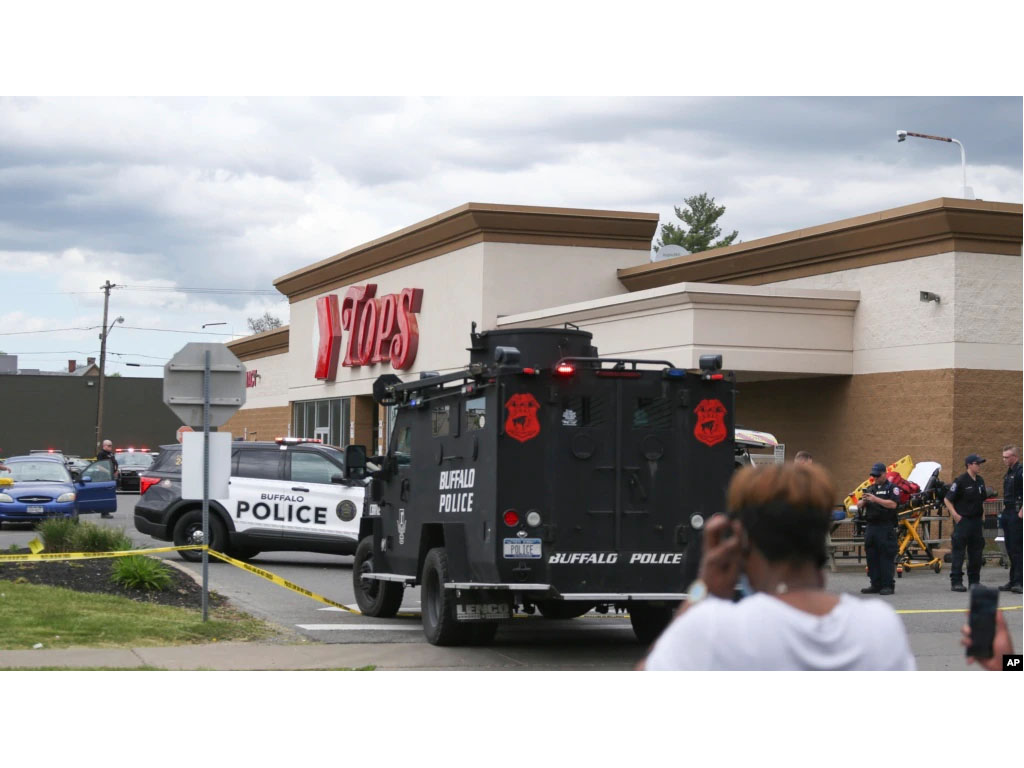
134;438;366;562
0;455;117;526
114;449;156;492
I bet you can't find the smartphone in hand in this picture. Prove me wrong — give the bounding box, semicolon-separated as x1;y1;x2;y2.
966;585;999;658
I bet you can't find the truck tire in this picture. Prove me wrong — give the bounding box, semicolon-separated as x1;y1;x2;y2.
535;601;595;620
352;537;404;618
629;603;677;646
173;509;228;563
421;547;470;646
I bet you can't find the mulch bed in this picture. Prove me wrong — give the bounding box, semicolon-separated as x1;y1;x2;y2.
0;549;226;611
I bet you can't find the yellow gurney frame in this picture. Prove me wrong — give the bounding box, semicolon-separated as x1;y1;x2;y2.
895;494;944;576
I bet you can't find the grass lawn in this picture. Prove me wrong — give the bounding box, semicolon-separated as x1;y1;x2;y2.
0;580;282;650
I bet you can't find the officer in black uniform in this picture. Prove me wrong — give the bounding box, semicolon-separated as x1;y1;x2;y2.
857;462;902;596
999;445;1023;593
96;439;119;518
944;454;991;592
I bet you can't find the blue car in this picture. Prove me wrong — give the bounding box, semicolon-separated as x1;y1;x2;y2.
0;455;117;525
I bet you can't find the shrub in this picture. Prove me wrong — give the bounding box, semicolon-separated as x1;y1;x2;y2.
36;517;81;553
111;555;173;591
72;523;133;553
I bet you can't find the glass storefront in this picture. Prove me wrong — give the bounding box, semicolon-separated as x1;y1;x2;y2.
292;397;350;448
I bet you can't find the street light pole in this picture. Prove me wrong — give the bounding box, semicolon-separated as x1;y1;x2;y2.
201;321;233;341
95;280;122;454
896;130;970;199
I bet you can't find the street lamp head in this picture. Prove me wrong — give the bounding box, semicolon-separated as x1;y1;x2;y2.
115;316;124;324
896;130;907;142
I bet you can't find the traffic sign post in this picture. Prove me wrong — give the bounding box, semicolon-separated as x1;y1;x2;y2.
163;343;246;620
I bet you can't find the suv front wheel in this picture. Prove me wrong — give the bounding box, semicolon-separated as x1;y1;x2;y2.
173;509;228;563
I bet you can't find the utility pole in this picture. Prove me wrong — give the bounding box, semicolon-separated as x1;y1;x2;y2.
95;280;116;453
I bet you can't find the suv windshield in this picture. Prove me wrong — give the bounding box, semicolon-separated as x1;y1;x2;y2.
118;453;155;468
2;461;71;483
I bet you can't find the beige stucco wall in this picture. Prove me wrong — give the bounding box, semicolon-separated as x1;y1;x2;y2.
765;251;1022;374
481;241;647;323
238;350;291;409
495;282;860;376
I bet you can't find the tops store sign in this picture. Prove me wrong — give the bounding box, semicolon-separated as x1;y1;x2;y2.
313;284;424;379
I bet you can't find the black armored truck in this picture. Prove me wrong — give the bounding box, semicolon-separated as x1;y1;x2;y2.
344;326;736;646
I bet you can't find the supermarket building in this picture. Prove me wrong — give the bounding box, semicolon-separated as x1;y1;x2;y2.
223;197;1022;494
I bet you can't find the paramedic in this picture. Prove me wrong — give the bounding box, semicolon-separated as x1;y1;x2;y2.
944;454;990;592
641;462;915;670
999;445;1022;594
858;462;902;596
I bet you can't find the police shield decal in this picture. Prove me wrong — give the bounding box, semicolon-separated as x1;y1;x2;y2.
693;398;727;447
505;393;541;443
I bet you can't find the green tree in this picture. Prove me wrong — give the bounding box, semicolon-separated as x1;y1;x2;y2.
247;312;283;334
655;193;739;254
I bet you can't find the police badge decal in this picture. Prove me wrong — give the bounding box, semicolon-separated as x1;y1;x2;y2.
693;398;727;447
504;393;541;443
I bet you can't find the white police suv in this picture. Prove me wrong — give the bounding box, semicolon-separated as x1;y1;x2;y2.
133;438;366;562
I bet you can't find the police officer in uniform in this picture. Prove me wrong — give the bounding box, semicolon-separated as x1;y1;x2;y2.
857;462;902;596
999;445;1022;593
944;454;991;592
96;439;119;518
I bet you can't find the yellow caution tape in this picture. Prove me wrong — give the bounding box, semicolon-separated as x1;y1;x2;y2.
6;545;1019;621
0;545;203;562
0;544;361;614
204;548;360;613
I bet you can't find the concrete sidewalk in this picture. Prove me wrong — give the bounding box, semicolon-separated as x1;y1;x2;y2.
0;640;643;671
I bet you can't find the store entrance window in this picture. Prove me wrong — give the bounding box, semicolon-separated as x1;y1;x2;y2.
292;397;350;448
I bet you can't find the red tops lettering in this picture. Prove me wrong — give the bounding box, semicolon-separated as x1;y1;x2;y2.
315;284;423;379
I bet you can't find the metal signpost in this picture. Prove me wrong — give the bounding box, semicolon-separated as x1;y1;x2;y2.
163;343;246;620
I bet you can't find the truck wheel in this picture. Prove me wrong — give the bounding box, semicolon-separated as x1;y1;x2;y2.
535;601;595;620
173;509;227;563
629;603;677;646
352;537;404;618
421;547;469;646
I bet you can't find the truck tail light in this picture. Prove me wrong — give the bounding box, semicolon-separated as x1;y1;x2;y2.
554;363;575;377
140;476;160;495
503;509;519;526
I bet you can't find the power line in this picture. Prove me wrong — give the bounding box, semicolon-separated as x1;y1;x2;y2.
119;285;282;296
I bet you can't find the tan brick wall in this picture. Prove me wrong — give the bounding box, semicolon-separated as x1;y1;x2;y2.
952;369;1024;479
737;371;952;498
351;395;377;449
220;405;291;442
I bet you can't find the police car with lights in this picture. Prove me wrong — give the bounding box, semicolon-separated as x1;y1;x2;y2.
343;325;736;646
134;437;366;562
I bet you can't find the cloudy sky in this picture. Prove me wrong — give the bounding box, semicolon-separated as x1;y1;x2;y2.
0;95;1020;376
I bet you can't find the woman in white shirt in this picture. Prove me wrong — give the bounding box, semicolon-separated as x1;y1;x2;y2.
642;462;916;671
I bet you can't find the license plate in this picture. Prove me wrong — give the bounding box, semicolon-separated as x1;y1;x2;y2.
503;538;541;559
27;506;45;514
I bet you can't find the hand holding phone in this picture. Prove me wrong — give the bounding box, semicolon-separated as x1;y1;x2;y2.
966;585;999;659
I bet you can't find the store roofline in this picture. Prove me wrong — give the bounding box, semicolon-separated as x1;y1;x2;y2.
272;202;660;302
618;197;1022;291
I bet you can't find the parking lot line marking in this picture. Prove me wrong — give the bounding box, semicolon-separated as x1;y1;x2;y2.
895;605;1021;615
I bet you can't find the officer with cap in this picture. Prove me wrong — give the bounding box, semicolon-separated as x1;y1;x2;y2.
944;454;992;592
857;461;902;595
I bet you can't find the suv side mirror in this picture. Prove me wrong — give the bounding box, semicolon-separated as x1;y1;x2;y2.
344;444;367;481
